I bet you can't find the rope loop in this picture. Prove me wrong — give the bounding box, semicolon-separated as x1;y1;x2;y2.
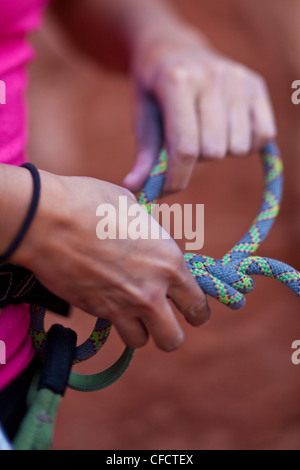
28;141;300;391
137;141;300;309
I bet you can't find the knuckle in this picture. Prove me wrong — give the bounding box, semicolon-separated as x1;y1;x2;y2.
122;187;137;201
209;61;230;85
169;248;185;271
138;289;162;312
163;64;191;86
210;62;224;79
161;262;180;283
233;64;253;83
232;63;248;79
111;182;136;200
251;72;268;92
152;250;184;282
170;256;190;283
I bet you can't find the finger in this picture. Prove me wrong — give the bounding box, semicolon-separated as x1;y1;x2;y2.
229;102;252;156
198;87;228;160
167;262;210;327
142;300;185;352
123;89;163;192
113;315;149;349
250;79;277;149
158;85;199;194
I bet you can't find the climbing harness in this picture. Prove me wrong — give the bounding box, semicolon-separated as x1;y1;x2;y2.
1;141;299;450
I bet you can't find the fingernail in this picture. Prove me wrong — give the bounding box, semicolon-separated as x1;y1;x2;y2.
187;304;211;327
163;331;185;352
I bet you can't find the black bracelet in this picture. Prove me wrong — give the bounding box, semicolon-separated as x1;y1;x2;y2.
0;163;41;264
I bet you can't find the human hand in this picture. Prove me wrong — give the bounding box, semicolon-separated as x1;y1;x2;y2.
14;169;209;351
123;26;276;194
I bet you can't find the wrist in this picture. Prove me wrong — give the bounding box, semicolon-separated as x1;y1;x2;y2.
107;0;196;58
130;21;212;69
10;169;69;270
0;164;33;261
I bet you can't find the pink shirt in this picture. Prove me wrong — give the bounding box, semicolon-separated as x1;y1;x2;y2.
0;0;48;390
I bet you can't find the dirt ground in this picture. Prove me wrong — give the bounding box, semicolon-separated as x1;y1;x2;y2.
27;0;300;450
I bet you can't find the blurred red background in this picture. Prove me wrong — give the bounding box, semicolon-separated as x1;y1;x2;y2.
27;0;300;450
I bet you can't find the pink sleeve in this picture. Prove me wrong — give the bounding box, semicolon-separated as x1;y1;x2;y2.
0;0;49;390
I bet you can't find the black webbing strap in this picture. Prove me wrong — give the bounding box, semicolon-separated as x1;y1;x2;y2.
0;263;69;316
38;324;77;396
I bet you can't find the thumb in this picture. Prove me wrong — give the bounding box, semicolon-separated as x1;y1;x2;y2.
123;90;164;192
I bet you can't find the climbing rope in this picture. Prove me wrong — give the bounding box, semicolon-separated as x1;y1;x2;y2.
139;141;300;307
23;140;300;398
11;141;300;450
28;141;300;380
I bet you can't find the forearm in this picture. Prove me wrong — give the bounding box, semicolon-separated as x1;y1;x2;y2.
84;0;183;48
94;0;212;60
51;0;206;72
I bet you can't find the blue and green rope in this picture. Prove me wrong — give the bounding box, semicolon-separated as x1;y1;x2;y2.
138;141;300;310
14;142;299;450
29;142;300;386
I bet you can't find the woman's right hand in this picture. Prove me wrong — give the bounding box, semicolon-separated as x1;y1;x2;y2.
7;166;209;351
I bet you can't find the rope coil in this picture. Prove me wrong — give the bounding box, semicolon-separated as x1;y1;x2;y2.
13;141;300;450
29;141;300;391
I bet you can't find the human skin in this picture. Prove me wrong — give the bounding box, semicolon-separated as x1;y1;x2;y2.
52;0;277;194
0;164;209;351
0;0;277;352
